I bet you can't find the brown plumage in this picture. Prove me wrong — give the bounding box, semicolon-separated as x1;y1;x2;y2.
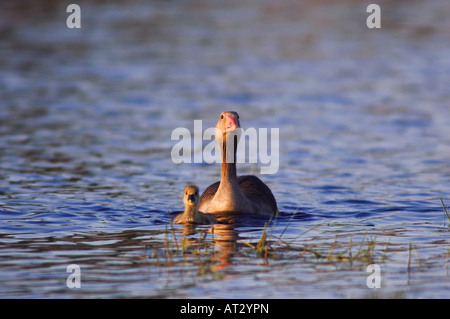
174;185;217;224
198;111;277;216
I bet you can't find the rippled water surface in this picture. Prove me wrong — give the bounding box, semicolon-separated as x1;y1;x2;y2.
1;0;450;298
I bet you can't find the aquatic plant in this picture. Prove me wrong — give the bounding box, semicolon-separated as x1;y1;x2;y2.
440;198;450;227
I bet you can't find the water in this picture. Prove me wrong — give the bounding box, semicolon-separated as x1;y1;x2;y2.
1;0;450;299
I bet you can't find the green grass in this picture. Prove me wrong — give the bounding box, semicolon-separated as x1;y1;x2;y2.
238;220;390;266
440;198;450;227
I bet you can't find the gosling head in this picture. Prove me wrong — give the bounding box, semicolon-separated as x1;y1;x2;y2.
183;185;200;208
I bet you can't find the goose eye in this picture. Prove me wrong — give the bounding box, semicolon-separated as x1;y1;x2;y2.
221;115;224;119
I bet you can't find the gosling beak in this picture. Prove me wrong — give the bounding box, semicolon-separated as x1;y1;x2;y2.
187;194;196;203
225;115;238;132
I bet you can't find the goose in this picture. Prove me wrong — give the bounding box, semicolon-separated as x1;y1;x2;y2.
174;185;217;224
198;111;277;216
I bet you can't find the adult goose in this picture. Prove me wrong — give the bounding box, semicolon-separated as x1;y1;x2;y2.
198;111;277;216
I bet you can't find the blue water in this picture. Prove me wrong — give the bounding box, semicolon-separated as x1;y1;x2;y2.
1;0;450;298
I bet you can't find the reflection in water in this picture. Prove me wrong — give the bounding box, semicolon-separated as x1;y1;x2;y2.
175;214;243;271
173;209;278;272
209;221;239;270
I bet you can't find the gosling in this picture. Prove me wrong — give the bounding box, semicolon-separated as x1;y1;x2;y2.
174;185;217;225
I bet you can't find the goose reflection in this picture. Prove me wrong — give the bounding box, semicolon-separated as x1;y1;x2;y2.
174;212;255;270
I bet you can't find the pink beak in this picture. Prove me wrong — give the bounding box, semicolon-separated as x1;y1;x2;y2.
225;115;238;132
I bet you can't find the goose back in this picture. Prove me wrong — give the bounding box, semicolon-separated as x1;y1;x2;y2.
199;175;277;215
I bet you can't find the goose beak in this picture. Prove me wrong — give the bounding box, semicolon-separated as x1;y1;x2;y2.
187;194;196;203
225;115;238;132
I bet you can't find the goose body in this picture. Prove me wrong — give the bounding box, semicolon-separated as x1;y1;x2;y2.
198;111;277;216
